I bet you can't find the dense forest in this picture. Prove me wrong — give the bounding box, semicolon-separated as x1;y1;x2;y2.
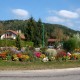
0;17;79;46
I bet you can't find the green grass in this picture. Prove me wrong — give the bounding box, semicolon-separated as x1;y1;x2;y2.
0;60;80;70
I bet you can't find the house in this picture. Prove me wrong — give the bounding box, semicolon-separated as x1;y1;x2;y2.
1;30;25;40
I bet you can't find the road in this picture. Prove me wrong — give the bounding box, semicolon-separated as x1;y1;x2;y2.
0;68;80;80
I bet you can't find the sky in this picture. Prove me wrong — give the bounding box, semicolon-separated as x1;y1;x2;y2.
0;0;80;31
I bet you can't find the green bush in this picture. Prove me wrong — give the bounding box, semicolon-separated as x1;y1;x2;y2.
21;41;34;47
63;38;77;52
0;39;15;47
0;39;34;47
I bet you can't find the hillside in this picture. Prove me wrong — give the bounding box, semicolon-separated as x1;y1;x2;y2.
0;19;79;34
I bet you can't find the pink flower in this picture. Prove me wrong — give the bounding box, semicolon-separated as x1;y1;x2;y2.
67;52;71;57
34;52;41;58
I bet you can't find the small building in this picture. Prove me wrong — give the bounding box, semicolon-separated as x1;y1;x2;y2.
1;30;25;40
48;38;60;48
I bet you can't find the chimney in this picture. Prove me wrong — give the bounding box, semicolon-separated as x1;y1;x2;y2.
17;30;21;34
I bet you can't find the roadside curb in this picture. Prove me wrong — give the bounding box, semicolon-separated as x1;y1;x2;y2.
0;67;80;73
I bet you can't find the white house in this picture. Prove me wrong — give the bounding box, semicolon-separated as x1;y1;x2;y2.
1;30;25;40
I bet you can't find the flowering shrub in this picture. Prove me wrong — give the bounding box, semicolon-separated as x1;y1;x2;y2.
0;52;7;60
50;56;56;61
25;55;29;60
57;51;66;57
46;49;57;56
0;54;6;60
42;57;49;62
12;53;30;61
12;54;18;61
45;49;57;61
70;53;80;60
75;48;80;52
67;52;71;57
34;52;41;58
17;53;22;58
77;54;80;60
21;55;29;61
56;51;67;61
40;54;46;59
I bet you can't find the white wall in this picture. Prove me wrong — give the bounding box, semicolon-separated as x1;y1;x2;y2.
1;33;17;40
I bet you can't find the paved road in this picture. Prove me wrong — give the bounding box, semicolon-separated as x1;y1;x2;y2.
0;68;80;80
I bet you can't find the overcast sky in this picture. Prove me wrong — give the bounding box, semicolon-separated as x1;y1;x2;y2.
0;0;80;31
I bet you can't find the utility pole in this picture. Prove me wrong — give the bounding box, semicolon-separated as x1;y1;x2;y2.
42;24;45;48
5;31;7;50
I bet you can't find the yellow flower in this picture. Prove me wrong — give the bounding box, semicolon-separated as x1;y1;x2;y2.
22;55;29;60
25;55;29;60
40;54;46;59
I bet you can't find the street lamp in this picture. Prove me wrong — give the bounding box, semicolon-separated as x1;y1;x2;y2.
42;24;45;48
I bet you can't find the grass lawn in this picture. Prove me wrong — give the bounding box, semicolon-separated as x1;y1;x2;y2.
0;60;80;70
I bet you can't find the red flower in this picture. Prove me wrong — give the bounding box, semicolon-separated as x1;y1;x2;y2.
34;52;41;58
57;51;67;57
17;53;22;58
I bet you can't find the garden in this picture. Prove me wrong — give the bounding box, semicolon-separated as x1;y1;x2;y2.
0;34;80;70
1;46;80;63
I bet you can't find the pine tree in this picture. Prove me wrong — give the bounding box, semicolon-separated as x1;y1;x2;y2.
15;34;21;50
37;18;42;44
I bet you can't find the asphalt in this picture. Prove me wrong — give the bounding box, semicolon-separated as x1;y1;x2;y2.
0;68;80;80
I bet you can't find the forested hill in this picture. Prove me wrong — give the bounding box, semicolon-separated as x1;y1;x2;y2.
0;18;79;46
0;19;79;34
44;23;80;34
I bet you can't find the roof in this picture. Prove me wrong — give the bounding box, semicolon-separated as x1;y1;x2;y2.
7;30;25;39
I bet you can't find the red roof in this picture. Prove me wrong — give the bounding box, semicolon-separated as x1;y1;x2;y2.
7;30;25;39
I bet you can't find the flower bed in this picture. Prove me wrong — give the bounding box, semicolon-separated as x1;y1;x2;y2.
0;48;80;63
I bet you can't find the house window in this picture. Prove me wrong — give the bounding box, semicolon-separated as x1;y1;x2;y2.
7;32;12;36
